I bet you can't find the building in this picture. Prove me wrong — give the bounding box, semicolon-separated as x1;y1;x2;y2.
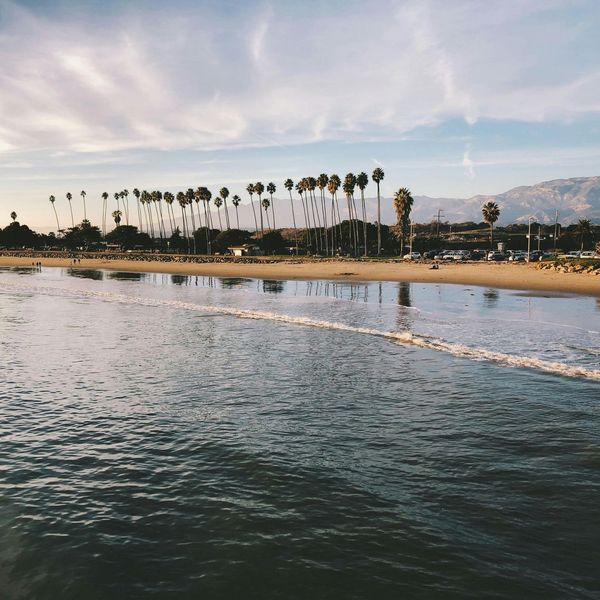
227;244;263;257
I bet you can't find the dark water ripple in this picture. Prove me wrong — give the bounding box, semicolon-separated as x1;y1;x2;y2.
1;270;599;599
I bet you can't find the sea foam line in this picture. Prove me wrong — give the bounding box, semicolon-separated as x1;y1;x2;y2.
2;281;600;382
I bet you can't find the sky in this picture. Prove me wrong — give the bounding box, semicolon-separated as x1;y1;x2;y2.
1;0;599;231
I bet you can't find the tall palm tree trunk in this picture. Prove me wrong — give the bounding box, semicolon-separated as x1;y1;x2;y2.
203;202;211;254
330;196;336;254
320;191;329;255
52;205;61;233
300;193;312;250
180;206;188;252
288;190;298;254
223;200;230;229
376;182;381;255
360;190;368;257
250;198;259;233
309;192;320;252
217;207;223;230
271;196;276;230
235;205;240;230
68;200;74;228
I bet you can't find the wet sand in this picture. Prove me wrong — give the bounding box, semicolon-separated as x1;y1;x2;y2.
2;255;599;297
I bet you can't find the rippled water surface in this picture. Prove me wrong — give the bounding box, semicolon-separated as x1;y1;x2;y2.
1;267;599;599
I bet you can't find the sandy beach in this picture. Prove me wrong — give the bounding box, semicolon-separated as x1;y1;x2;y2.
1;255;599;297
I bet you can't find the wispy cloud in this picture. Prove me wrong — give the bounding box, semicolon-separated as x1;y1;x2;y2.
0;0;598;157
462;148;475;179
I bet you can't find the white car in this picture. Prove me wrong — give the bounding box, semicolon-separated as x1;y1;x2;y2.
403;252;422;260
559;251;581;259
580;251;599;259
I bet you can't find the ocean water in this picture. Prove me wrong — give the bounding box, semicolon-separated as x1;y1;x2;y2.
0;266;599;599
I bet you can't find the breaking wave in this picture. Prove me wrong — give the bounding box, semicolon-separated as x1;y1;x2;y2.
2;280;599;383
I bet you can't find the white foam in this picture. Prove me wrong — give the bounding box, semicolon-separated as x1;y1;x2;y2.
2;280;600;382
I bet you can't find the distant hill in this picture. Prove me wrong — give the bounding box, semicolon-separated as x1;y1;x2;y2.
392;176;600;226
177;176;600;231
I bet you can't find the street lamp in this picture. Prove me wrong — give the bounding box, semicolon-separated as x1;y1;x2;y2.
527;216;535;262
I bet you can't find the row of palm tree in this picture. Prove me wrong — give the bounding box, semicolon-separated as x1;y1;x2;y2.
48;169;419;255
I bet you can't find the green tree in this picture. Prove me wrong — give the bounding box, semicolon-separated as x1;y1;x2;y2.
393;187;414;254
576;218;592;251
10;211;17;222
63;220;102;250
212;228;251;253
481;201;500;248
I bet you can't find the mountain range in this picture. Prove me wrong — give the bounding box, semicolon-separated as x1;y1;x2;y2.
221;176;600;231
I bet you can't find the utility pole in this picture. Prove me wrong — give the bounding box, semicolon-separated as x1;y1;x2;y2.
527;216;534;261
434;209;444;238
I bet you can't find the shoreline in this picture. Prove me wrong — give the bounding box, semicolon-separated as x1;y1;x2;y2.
1;255;599;297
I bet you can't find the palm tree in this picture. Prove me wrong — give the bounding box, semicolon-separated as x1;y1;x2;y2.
297;181;312;250
327;176;338;253
163;192;175;235
393;187;414;254
246;183;258;233
177;192;189;251
219;187;231;230
100;192;108;236
343;173;357;255
150;191;164;241
306;177;321;252
576;218;592;251
133;188;142;231
202;188;213;253
481;201;500;248
317;174;329;255
49;195;60;233
266;182;276;230
328;174;342;253
232;195;241;229
112;210;122;227
262;197;271;230
122;189;130;225
80;190;87;222
214;197;224;230
66;192;74;228
254;182;265;238
284;179;299;254
372;168;385;255
10;211;17;222
356;172;369;256
141;191;154;237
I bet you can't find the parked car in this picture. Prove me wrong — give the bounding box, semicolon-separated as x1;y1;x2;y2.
487;251;505;261
508;251;526;262
403;252;422;260
470;250;487;261
558;251;581;259
422;250;439;259
580;251;599;259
